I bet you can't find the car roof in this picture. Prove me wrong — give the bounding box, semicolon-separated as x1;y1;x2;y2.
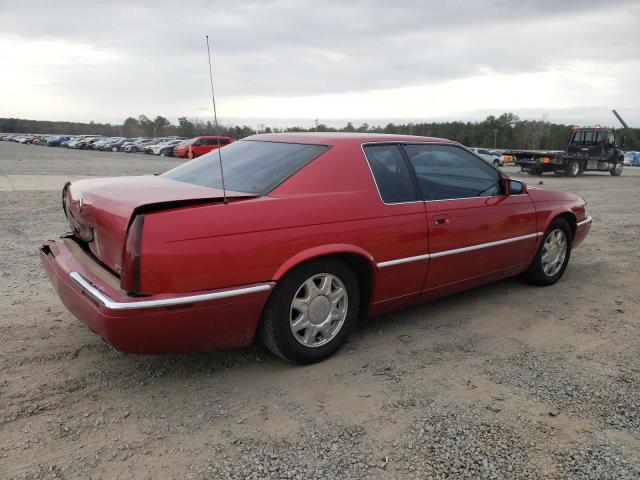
244;132;456;146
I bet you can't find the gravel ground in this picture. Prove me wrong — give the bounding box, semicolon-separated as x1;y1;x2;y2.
1;141;639;479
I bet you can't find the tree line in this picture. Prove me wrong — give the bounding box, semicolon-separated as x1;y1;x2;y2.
1;113;637;150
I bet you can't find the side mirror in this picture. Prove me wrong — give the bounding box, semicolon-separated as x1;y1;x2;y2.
507;179;526;195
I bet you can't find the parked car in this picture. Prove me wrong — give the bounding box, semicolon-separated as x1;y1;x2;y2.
67;136;102;149
122;138;155;153
40;133;592;364
102;138;131;152
468;147;503;166
173;136;233;158
47;136;71;147
623;151;640;166
146;139;186;156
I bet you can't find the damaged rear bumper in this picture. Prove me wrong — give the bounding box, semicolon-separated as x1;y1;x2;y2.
40;238;274;354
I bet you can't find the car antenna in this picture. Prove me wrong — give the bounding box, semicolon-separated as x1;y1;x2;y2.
205;34;228;204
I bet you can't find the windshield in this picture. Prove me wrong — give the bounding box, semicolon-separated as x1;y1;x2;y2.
162;140;328;195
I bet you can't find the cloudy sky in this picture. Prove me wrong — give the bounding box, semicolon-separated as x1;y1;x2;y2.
1;0;638;128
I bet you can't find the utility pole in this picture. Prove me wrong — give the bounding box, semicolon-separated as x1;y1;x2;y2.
314;119;319;132
493;129;498;149
257;123;265;134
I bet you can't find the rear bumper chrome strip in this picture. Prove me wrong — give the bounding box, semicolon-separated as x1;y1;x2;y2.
576;216;592;227
377;232;543;268
69;271;272;310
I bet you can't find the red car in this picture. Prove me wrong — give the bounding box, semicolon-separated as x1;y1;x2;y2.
173;135;232;158
40;133;591;364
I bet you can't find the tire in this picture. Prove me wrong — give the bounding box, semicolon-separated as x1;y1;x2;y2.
493;159;500;167
610;162;623;176
565;160;580;177
259;258;359;364
524;217;572;286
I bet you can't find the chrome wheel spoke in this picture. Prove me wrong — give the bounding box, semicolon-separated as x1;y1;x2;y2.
291;296;310;313
291;313;310;333
302;325;320;345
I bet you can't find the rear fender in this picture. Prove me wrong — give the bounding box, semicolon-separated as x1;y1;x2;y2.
273;244;377;282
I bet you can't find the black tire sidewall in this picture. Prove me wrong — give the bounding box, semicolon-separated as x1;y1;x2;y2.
566;160;579;177
269;259;359;364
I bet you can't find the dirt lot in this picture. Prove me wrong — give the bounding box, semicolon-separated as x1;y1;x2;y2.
1;141;639;479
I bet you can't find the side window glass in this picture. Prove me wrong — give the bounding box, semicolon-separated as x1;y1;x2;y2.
572;130;583;144
363;145;417;203
594;131;604;144
583;131;595;144
404;144;503;201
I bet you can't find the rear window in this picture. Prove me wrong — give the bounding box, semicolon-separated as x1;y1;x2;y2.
162;140;328;195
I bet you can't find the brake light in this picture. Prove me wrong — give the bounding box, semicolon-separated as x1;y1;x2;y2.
540;157;551;164
120;214;144;293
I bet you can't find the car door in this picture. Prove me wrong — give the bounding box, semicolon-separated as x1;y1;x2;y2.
402;143;538;295
591;130;606;160
362;144;429;310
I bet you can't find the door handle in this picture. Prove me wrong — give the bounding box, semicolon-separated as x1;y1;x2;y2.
433;214;450;226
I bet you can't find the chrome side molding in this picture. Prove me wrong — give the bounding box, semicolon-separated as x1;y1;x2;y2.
377;232;543;268
576;216;592;227
69;271;272;310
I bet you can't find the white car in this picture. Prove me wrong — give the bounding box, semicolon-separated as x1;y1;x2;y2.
469;147;503;167
146;139;185;155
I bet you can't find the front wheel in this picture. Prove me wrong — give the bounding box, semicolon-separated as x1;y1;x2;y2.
493;159;500;167
259;259;359;364
525;218;572;286
610;162;623;176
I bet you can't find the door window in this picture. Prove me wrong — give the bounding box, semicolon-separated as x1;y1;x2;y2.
594;131;604;144
363;144;418;203
404;144;503;201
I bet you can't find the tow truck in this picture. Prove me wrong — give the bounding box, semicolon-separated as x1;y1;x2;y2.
506;126;625;177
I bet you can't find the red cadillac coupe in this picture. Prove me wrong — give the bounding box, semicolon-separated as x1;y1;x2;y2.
40;133;591;363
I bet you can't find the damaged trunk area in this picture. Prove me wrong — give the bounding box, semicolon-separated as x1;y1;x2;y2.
62;175;257;293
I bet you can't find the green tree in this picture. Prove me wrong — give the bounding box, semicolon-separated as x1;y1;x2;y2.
177;117;195;138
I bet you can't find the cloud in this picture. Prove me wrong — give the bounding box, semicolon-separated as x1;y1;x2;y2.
0;0;638;124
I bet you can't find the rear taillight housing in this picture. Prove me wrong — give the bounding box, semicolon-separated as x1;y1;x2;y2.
120;214;144;293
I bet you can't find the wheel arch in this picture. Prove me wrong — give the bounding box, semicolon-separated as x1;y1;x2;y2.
544;210;577;239
272;244;377;314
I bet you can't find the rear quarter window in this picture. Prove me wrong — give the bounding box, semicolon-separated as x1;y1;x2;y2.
162;140;328;195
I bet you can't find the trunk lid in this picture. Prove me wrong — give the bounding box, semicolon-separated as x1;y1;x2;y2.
64;175;254;275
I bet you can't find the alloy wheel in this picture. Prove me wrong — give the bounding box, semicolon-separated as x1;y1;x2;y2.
289;273;348;348
541;229;567;277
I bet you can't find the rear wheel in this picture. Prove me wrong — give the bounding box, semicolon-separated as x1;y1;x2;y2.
259;259;359;364
565;160;580;177
610;162;623;176
525;218;572;286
